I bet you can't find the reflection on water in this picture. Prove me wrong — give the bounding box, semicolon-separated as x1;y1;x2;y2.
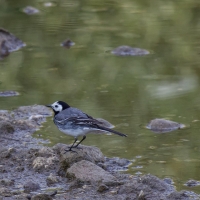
1;0;200;193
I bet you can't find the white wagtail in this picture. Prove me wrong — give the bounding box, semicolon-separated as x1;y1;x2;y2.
46;101;127;152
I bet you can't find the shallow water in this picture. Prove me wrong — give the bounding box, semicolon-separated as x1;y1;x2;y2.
1;0;200;193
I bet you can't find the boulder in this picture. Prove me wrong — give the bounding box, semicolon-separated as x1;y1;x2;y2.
67;160;117;185
54;144;104;169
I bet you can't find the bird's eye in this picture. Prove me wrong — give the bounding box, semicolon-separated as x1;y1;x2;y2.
55;105;58;108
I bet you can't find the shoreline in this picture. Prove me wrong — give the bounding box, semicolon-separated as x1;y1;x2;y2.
0;105;199;200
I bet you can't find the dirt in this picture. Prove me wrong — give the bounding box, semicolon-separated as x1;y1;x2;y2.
0;105;199;200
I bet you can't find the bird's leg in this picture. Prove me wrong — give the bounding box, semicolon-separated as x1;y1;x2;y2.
64;138;78;153
74;135;86;148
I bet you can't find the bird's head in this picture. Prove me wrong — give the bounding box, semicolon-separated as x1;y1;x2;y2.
46;101;70;115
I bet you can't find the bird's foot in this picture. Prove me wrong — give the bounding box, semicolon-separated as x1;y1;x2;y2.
64;148;77;154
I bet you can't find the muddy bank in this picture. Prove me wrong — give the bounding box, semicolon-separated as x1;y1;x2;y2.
0;105;199;200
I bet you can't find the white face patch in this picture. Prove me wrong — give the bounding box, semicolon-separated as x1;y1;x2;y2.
51;101;63;112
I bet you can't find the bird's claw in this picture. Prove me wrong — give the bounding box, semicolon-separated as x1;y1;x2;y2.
64;148;78;154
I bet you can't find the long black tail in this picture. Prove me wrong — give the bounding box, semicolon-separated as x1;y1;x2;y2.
97;125;127;137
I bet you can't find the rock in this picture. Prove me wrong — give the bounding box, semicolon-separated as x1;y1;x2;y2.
111;46;150;56
32;156;59;172
23;6;39;15
0;179;14;186
37;147;55;157
0;28;26;52
23;181;40;193
67;160;117;185
0;187;12;197
168;191;192;200
118;174;175;199
184;179;200;187
12;105;52;119
60;39;75;49
31;194;53;200
97;184;109;192
0;121;14;134
55;144;104;169
104;157;131;172
163;178;174;185
0;40;9;60
146;118;185;133
0;148;12;159
46;174;59;186
0;91;19;97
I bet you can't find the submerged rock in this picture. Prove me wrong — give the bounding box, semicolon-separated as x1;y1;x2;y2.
0;91;19;97
60;39;75;49
146;118;185;133
185;179;200;187
0;28;25;54
111;45;150;56
23;6;40;15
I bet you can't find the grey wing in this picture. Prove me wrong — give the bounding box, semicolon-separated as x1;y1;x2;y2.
54;107;93;124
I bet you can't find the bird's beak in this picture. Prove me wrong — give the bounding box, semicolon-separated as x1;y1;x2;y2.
45;104;52;108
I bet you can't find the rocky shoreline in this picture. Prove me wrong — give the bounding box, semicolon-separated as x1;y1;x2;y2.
0;105;199;200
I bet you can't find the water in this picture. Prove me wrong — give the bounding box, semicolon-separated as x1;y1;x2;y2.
1;0;200;193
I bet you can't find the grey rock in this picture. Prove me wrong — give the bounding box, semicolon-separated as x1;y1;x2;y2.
46;174;59;186
0;121;14;134
31;194;52;200
67;160;117;185
61;39;75;49
185;179;200;187
23;6;39;15
146;118;185;133
0;179;14;187
97;184;109;192
0;187;12;197
24;181;40;193
0;91;19;97
37;147;55;158
32;156;59;172
0;28;26;53
111;46;149;56
55;144;105;169
104;157;131;172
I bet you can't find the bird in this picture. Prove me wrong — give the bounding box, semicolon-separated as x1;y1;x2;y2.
46;101;127;152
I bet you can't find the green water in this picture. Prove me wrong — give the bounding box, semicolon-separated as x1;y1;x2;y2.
1;0;200;193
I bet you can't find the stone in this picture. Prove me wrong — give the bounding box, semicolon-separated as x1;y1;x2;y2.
0;28;26;53
23;181;40;193
97;184;109;192
32;156;59;172
55;144;105;169
0;179;14;187
31;194;52;200
111;46;149;56
146;118;185;133
46;174;59;186
67;160;117;185
23;6;39;15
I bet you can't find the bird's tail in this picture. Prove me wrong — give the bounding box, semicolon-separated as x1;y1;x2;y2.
97;125;127;137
